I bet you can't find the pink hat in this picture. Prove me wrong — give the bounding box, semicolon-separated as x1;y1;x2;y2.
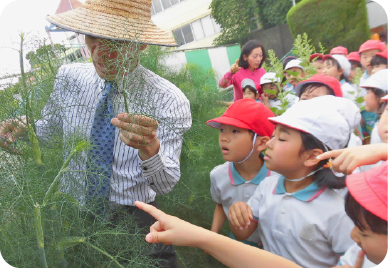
206;99;275;137
294;74;343;97
346;162;388;221
330;46;348;56
347;52;360;62
359;40;386;53
310;53;323;62
375;49;388;60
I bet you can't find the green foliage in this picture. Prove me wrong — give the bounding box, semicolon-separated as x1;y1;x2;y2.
287;0;370;52
256;0;302;29
210;0;260;45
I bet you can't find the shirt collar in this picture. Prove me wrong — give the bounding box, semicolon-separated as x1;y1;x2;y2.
364;70;370;79
340;79;346;85
229;160;269;185
273;176;326;201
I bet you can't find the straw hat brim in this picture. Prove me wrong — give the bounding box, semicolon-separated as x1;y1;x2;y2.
47;6;178;47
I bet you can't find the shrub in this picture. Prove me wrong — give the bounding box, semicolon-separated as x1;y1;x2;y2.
286;0;370;52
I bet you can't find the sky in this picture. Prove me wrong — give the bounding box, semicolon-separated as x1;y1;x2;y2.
0;0;85;77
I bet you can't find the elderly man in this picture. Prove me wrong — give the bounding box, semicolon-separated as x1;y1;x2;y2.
1;0;191;267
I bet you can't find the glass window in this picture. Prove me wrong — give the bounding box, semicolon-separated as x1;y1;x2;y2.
161;0;172;9
173;29;185;46
211;17;222;33
201;15;215;37
152;0;163;14
191;20;205;40
181;24;194;44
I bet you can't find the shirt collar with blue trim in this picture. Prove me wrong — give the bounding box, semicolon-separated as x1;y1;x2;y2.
229;161;269;185
340;79;346;85
273;176;326;201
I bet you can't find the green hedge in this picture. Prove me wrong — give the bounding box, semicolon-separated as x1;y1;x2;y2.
286;0;370;52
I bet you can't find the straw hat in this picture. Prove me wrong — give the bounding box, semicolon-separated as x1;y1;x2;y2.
46;0;177;47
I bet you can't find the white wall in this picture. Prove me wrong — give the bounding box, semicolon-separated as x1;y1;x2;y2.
367;1;388;28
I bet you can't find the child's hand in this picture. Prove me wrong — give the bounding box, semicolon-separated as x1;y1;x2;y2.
230;59;241;74
332;249;365;268
261;93;269;103
228;202;253;229
317;144;388;174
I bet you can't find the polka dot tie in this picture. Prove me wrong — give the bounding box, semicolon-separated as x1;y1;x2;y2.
86;81;116;217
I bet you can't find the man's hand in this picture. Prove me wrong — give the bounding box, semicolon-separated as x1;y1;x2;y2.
111;113;160;160
230;59;241;74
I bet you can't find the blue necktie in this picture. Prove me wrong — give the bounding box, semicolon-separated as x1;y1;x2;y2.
86;81;116;217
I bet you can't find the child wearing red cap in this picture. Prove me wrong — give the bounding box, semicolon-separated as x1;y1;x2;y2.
331;46;349;56
347;52;363;85
206;99;275;248
228;96;357;268
310;54;324;74
371;50;387;75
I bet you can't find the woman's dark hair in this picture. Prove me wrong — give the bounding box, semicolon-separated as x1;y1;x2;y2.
298;83;334;98
324;58;349;83
299;132;346;189
345;192;388;234
239;40;266;69
371;55;388;67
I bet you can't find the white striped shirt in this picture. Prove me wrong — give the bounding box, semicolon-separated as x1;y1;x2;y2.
36;63;192;206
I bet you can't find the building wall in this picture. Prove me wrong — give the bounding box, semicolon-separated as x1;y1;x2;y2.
366;0;388;28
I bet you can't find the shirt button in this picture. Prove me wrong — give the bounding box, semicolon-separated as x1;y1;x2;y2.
280;208;286;214
143;167;148;171
284;196;290;200
245;195;250;199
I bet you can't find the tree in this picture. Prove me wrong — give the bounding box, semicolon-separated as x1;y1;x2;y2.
256;0;302;29
210;0;259;45
26;41;65;76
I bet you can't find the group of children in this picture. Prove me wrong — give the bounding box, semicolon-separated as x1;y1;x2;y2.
203;39;388;267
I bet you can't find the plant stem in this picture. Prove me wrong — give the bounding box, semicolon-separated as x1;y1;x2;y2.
85;241;125;268
34;204;48;268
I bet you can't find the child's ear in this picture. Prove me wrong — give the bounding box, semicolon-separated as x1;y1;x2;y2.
255;93;260;100
338;68;345;77
255;136;270;151
303;149;324;167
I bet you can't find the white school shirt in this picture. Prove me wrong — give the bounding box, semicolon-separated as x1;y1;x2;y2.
359;122;384;172
247;175;355;268
340;80;358;103
339;243;376;268
36;63;192;206
210;161;271;243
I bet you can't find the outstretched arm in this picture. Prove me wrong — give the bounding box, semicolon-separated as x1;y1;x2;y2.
135;201;300;268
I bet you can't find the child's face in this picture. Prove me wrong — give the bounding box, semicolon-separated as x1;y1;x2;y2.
372;63;387;75
264;125;305;174
243;88;258;100
299;85;331;101
312;60;323;74
219;124;255;162
378;104;388;143
350;225;388;264
322;60;343;80
364;88;381;112
284;67;303;86
348;62;359;84
360;49;381;74
262;83;279;99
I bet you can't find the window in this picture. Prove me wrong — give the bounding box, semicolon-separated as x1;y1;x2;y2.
172;15;222;46
152;0;185;15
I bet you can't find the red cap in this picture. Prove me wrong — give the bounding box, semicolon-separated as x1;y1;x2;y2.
375;49;388;59
359;40;386;53
206;99;275;137
330;46;348;56
346;162;388;221
347;52;360;62
310;53;323;62
294;74;343;97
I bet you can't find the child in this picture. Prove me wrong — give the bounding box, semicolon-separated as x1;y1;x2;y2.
322;54;356;103
207;99;275;247
347;52;363;85
259;72;282;110
283;59;303;106
309;54;323;74
228;96;357;268
371;49;387;75
241;78;260;101
330;46;348;56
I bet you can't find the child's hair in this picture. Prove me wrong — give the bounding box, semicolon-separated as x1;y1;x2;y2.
239;40;266;69
345;192;387;234
371;55;388;67
298;83;335;98
325;58;349;82
350;60;362;69
368;88;388;116
299;132;346;189
242;86;257;94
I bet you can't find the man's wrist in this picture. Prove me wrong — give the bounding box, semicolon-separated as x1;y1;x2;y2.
139;138;160;160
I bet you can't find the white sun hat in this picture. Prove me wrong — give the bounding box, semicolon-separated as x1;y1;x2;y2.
284;59;303;71
260;72;280;85
268;95;361;150
323;54;351;78
360;69;388;93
